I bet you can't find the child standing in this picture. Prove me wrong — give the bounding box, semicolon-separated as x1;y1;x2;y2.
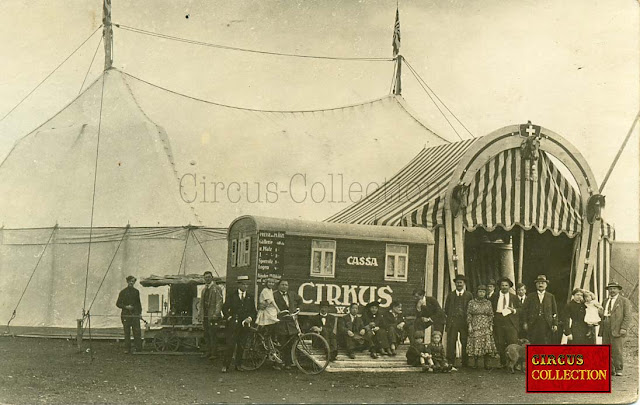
256;277;281;364
426;331;452;372
583;290;602;338
406;331;434;372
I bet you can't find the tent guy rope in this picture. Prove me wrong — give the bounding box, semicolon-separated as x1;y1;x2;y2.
0;25;103;123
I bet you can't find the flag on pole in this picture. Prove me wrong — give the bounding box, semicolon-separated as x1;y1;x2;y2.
392;8;401;57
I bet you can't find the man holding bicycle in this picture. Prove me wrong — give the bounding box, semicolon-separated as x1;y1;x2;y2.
222;275;256;373
274;279;303;370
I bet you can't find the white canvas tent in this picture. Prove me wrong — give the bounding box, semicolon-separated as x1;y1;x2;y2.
0;68;449;332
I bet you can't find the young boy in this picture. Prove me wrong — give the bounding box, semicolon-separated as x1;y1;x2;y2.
426;331;452;372
406;331;433;372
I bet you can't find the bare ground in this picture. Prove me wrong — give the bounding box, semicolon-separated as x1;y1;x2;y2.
0;337;637;404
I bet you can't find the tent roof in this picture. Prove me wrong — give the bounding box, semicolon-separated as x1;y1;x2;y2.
0;69;450;229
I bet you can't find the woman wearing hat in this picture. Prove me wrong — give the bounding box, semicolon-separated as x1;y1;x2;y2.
466;285;497;370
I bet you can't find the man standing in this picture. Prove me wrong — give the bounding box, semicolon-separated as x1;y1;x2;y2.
222;275;256;373
273;279;303;370
200;271;223;360
116;275;143;354
516;283;527;339
491;277;521;368
444;274;473;367
523;275;557;344
599;281;632;376
309;300;338;361
487;279;497;300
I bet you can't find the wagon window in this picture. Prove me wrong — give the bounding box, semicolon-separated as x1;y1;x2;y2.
237;237;251;266
385;244;408;281
231;239;238;267
310;239;336;278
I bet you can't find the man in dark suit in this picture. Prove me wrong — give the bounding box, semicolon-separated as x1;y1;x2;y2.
221;275;256;373
309;300;338;361
444;274;473;367
523;275;558;344
599;281;632;376
515;282;528;338
362;301;391;358
338;302;369;359
383;301;407;355
413;289;446;335
116;275;143;354
273;279;303;369
490;277;521;368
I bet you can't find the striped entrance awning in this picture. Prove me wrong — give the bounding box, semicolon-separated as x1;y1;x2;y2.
326;138;478;227
327;139;586;238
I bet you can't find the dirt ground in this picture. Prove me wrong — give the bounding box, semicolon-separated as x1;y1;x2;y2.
0;337;637;404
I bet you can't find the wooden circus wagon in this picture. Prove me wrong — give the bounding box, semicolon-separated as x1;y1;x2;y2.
327;122;616;308
140;274;225;352
226;215;435;317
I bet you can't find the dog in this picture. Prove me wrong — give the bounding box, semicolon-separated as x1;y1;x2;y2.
505;338;529;373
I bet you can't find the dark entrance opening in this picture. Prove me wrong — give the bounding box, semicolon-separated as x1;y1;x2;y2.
464;227;574;305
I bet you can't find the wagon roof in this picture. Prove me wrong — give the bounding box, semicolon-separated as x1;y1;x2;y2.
230;215;434;244
140;274;225;287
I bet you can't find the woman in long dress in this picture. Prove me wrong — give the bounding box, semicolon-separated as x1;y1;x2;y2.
466;285;498;370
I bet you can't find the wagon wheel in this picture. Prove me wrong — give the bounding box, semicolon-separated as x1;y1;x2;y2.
292;333;330;374
153;330;181;352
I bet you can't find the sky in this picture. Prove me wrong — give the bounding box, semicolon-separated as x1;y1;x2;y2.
0;0;638;240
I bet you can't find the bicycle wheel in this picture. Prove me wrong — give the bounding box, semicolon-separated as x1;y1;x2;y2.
240;330;269;371
292;333;330;374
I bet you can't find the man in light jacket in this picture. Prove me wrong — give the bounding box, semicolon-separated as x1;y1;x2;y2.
599;281;632;376
200;271;223;360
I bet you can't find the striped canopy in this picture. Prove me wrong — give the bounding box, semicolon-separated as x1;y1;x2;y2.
327;138;587;238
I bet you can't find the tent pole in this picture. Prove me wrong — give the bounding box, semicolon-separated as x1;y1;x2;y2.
517;227;524;284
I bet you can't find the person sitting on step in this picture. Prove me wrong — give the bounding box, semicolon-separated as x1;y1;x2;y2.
406;330;434;372
383;301;407;356
426;331;452;372
362;300;391;358
338;302;369;359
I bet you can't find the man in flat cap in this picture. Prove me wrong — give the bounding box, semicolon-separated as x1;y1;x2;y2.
116;275;143;354
599;281;632;376
490;277;521;368
444;274;473;367
199;271;223;360
523;275;557;344
221;275;256;373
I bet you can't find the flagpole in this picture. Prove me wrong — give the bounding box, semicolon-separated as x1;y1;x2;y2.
103;0;113;70
392;6;402;95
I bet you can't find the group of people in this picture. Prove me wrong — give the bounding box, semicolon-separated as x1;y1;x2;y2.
115;271;633;376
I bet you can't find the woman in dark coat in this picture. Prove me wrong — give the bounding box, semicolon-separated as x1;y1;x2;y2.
563;288;593;344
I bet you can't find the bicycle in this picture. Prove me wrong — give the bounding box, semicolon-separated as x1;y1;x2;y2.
241;309;331;374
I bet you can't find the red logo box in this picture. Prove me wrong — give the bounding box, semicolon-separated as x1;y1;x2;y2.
526;344;611;393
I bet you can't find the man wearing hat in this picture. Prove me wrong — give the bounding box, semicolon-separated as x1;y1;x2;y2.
221;275;256;373
384;301;407;356
363;300;391;358
599;281;632;376
522;275;558;344
116;275;143;354
444;274;473;367
309;300;338;361
490;277;521;368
